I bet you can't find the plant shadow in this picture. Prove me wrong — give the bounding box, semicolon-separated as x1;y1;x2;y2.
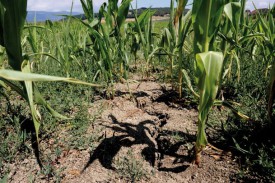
82;114;195;173
156;130;195;173
20;116;43;168
154;89;197;110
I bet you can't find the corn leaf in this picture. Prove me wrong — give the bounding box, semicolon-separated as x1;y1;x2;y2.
22;61;41;141
117;0;132;30
80;0;94;22
195;51;224;152
182;69;199;98
174;0;188;27
0;68;100;86
224;2;241;33
192;0;225;53
0;0;27;71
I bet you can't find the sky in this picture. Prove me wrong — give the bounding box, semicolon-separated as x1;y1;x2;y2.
27;0;275;13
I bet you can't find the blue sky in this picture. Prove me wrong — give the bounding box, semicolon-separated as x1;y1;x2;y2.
27;0;275;13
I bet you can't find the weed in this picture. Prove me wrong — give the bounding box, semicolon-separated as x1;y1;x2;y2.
38;157;65;183
170;131;185;142
114;150;150;182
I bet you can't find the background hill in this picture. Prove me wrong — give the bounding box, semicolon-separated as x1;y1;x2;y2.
27;11;80;22
26;8;190;22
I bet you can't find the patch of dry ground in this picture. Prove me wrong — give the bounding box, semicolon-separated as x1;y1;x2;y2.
5;77;239;183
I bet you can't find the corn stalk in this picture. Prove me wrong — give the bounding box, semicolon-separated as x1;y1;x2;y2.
191;0;226;164
176;0;192;98
159;0;191;95
177;0;258;164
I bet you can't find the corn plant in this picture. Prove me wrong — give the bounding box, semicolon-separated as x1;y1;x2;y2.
0;0;99;143
101;0;132;78
159;0;192;93
129;8;154;64
130;8;161;77
220;1;243;81
23;23;59;73
182;0;256;164
219;1;265;82
254;4;275;122
77;0;132;98
191;0;227;164
175;0;192;97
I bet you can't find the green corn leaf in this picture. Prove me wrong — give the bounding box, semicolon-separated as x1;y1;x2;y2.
108;0;118;16
196;52;223;108
239;0;247;28
80;0;94;22
255;7;269;34
214;100;251;121
232;51;241;81
0;68;101;87
168;0;176;42
117;0;132;30
192;0;225;53
162;28;172;48
28;52;62;65
130;9;155;33
131;9;154;58
224;2;241;33
269;11;275;35
232;137;252;154
182;69;199;98
21;61;41;141
178;9;192;48
65;15;99;30
239;33;264;44
195;51;224;151
0;61;101;139
0;0;27;71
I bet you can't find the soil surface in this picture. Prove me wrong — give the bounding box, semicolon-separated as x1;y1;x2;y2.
5;76;240;183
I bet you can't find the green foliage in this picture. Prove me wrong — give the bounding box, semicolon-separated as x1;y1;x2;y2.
194;52;224;155
115;150;150;182
0;0;27;71
0;1;99;143
191;0;227;163
192;0;225;53
80;0;94;22
224;2;241;33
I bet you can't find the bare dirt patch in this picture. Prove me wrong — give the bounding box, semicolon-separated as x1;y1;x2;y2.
4;76;240;183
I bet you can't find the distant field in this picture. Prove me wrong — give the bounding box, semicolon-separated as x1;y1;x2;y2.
153;19;169;33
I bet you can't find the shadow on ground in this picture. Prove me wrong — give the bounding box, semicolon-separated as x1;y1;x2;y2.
82;114;196;173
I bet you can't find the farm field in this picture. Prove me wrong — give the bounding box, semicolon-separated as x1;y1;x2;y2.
0;0;275;182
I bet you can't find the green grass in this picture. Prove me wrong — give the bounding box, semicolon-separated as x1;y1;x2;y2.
114;150;151;182
153;20;169;33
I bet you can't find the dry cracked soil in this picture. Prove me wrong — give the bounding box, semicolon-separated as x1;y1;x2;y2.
5;76;240;183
